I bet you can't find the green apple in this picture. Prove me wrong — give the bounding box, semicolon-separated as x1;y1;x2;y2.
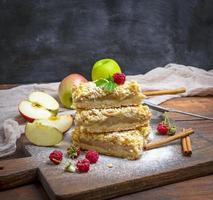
91;58;121;81
58;73;87;109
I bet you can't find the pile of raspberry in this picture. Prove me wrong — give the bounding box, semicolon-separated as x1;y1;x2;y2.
49;148;99;173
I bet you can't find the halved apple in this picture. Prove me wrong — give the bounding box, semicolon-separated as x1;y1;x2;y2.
19;91;59;122
25;115;73;146
25;122;63;146
29;91;59;112
36;115;73;133
19;101;53;122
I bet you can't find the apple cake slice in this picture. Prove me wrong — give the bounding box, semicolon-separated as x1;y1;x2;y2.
72;126;150;160
72;80;145;109
75;105;151;133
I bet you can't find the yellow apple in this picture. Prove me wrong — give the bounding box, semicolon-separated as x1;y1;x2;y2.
58;73;87;109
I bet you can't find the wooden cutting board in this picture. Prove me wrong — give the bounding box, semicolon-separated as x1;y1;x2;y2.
0;118;213;200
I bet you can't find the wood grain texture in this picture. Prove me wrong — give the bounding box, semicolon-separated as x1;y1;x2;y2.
1;175;213;200
0;182;49;200
0;157;38;190
161;97;213;121
114;175;213;200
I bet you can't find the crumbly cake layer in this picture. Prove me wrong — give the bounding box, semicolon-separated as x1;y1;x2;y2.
72;80;145;109
71;126;150;160
75;105;151;133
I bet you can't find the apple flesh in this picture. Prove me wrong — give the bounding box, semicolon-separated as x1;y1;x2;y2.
58;73;87;109
19;101;53;122
25;122;63;146
25;115;73;146
91;58;121;81
29;91;59;112
36;115;73;133
19;91;59;122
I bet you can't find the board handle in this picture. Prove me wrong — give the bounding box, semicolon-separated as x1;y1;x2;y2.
0;157;38;190
143;87;186;96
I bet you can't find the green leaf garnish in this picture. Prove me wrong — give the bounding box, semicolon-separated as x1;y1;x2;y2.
105;81;117;91
95;77;117;92
107;76;114;82
95;78;109;87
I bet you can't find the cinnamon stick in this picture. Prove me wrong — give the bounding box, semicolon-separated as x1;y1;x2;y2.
143;87;186;96
182;137;188;155
186;136;192;152
181;128;192;156
144;128;194;150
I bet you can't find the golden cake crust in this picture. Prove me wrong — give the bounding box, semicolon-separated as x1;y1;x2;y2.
71;126;151;160
72;80;145;109
75;105;151;133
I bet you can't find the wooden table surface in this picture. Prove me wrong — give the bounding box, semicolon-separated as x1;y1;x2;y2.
0;84;213;200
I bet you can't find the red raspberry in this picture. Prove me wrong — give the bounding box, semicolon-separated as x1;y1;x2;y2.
67;145;81;159
113;73;126;85
49;150;63;165
85;150;99;164
76;159;90;173
157;123;169;135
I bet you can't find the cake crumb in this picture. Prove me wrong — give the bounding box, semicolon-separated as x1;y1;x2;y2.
107;163;113;168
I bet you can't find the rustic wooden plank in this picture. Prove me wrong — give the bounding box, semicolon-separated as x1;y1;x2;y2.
0;157;39;190
1;175;213;200
0;182;49;200
114;175;213;200
161;97;213;121
0;84;18;90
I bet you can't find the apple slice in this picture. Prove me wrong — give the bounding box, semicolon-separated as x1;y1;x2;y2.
19;101;53;122
36;115;73;133
29;91;59;112
25;122;63;146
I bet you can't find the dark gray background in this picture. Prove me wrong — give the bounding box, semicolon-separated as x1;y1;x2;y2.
0;0;213;83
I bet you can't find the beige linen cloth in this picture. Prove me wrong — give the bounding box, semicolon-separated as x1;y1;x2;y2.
0;63;213;157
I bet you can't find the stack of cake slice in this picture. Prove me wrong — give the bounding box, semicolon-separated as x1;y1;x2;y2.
71;80;151;160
